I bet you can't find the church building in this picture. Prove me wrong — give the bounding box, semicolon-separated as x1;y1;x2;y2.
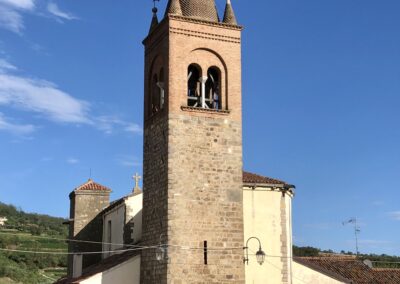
57;1;303;283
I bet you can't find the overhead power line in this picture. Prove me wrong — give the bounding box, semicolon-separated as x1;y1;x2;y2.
0;231;143;249
0;246;153;255
1;231;398;263
1;245;399;264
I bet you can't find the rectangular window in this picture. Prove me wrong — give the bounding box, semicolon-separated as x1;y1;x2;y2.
107;220;112;251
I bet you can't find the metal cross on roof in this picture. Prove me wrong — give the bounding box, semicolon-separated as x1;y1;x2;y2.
132;173;142;190
153;0;160;8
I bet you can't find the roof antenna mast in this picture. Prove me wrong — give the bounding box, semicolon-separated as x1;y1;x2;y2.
342;217;361;257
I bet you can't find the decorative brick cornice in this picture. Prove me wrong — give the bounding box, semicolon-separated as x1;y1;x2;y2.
144;15;242;46
181;106;231;115
169;15;243;30
170;26;241;44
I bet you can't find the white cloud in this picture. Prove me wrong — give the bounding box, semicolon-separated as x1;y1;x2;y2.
0;0;78;34
389;211;400;221
0;0;35;10
96;116;122;135
358;239;390;245
47;2;77;21
124;123;142;134
349;239;393;251
96;116;142;135
0;41;5;55
115;155;141;167
0;112;35;135
0;72;91;124
67;158;79;164
303;223;336;230
0;0;35;34
0;58;141;135
0;58;17;72
0;5;24;34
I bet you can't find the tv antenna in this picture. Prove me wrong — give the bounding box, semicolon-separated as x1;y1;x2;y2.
342;217;361;257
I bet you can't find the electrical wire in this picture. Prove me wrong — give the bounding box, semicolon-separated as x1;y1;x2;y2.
247;247;309;284
263;258;309;284
0;246;157;255
0;231;145;249
1;231;399;264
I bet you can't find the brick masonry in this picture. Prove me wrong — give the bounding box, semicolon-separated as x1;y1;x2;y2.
141;15;245;283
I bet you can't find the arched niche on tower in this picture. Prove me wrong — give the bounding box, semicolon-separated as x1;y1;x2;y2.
147;55;166;118
186;48;228;110
187;64;202;107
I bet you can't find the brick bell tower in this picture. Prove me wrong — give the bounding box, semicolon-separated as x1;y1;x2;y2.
141;0;245;282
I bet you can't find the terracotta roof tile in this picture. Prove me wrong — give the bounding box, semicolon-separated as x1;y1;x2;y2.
165;0;182;16
295;257;400;284
176;0;219;22
243;171;288;186
75;179;111;192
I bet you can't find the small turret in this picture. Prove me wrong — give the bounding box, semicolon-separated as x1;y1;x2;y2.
223;0;237;25
165;0;182;16
149;6;159;34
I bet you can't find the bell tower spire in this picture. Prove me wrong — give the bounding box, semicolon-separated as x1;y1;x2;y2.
165;0;219;22
148;0;159;34
223;0;238;25
165;0;182;16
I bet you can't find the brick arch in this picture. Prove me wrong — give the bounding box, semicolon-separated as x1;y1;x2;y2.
189;48;229;110
147;55;165;117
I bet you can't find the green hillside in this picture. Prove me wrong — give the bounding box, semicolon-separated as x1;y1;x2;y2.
0;202;68;284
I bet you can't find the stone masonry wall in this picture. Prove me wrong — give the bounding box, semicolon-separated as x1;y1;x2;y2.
166;17;245;283
67;191;110;277
141;19;170;284
167;113;244;283
141;112;169;283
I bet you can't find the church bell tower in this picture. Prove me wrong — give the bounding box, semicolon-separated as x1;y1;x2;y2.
141;0;244;282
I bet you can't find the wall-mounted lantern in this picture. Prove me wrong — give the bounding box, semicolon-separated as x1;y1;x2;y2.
243;237;266;265
156;233;168;262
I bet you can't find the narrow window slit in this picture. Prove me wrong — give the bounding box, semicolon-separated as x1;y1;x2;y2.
204;240;208;265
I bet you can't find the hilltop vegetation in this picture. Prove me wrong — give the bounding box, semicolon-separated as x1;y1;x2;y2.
294;245;400;268
0;202;68;284
0;203;67;236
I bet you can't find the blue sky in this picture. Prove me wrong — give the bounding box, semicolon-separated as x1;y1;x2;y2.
0;0;399;256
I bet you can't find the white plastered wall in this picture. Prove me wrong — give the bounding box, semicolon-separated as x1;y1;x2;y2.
124;193;143;244
80;255;141;284
292;261;345;284
243;186;293;284
102;203;125;258
102;194;143;259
